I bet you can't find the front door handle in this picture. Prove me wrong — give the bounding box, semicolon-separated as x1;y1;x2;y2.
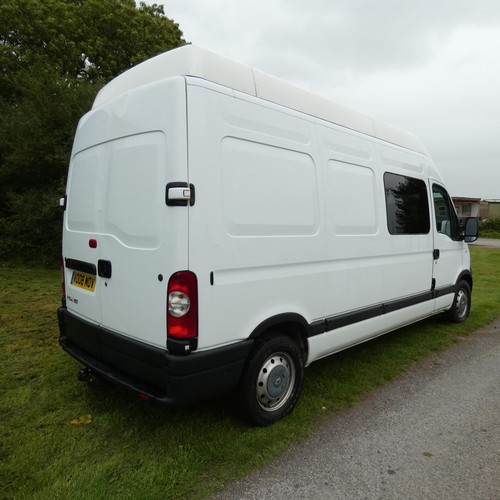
433;249;440;260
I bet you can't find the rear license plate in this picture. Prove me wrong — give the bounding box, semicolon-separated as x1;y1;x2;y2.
71;271;96;292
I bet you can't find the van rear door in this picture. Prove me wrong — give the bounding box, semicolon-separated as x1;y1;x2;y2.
63;78;189;349
97;131;172;348
64;142;107;327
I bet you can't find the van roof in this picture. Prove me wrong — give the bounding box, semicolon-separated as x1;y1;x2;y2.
93;45;428;156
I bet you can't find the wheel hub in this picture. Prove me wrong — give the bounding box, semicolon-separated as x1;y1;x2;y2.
267;365;289;398
457;290;468;317
256;353;295;412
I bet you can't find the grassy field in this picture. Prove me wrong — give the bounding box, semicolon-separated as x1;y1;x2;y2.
1;247;500;499
479;219;500;239
479;231;500;239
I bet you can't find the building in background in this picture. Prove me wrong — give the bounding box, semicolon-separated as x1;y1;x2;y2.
452;198;500;221
480;200;500;219
452;197;481;219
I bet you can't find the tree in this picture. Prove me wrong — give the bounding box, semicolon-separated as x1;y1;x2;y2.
0;0;185;264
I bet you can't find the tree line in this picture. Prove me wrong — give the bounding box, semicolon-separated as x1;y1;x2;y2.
0;0;185;265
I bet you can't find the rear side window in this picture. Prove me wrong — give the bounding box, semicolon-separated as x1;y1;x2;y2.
384;172;430;235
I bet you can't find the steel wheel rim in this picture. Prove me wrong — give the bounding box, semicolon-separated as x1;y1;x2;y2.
256;352;296;412
456;289;468;319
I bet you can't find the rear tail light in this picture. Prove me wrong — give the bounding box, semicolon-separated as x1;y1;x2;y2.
167;271;198;346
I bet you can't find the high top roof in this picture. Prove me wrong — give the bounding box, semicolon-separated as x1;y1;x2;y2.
93;44;428;156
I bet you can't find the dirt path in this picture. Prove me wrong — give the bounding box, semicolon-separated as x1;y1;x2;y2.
213;318;500;499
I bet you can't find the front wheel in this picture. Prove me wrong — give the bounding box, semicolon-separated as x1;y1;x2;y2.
446;280;471;323
240;333;304;426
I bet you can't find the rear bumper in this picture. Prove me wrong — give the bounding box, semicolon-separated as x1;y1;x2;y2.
57;307;253;404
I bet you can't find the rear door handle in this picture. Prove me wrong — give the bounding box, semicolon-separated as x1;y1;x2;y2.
166;182;195;206
98;260;112;278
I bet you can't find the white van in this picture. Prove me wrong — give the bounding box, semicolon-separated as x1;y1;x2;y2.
58;45;479;425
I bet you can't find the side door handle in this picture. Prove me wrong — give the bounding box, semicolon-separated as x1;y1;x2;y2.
98;260;112;278
433;249;440;260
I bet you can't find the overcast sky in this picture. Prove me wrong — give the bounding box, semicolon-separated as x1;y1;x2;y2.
159;0;500;199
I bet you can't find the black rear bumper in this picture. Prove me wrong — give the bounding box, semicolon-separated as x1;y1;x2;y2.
57;307;253;404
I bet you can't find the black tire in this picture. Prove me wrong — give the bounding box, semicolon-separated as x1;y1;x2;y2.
446;280;471;323
240;333;304;426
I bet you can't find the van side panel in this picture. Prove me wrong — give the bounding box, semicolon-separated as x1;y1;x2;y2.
187;79;439;358
186;81;327;349
305;125;435;361
376;144;434;303
320;126;383;316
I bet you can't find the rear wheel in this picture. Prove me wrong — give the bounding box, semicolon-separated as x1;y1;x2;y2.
447;280;471;323
240;333;304;426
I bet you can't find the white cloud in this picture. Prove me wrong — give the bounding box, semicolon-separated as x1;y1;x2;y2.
157;0;500;198
324;26;500;197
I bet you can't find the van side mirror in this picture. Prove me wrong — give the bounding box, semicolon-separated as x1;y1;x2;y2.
462;217;479;243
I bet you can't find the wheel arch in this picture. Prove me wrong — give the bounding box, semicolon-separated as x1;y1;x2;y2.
456;270;473;291
248;313;311;362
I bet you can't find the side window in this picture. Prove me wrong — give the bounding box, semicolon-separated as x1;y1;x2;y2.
433;184;459;240
384;172;430;235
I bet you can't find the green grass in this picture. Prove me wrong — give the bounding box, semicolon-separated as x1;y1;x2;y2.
479;230;500;239
479;218;500;239
2;247;500;499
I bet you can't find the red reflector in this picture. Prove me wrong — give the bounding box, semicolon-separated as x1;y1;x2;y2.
139;392;150;401
89;239;97;248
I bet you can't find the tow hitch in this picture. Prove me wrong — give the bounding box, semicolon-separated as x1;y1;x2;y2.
77;365;94;382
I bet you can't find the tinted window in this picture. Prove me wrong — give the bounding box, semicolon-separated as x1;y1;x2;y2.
384;172;430;235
